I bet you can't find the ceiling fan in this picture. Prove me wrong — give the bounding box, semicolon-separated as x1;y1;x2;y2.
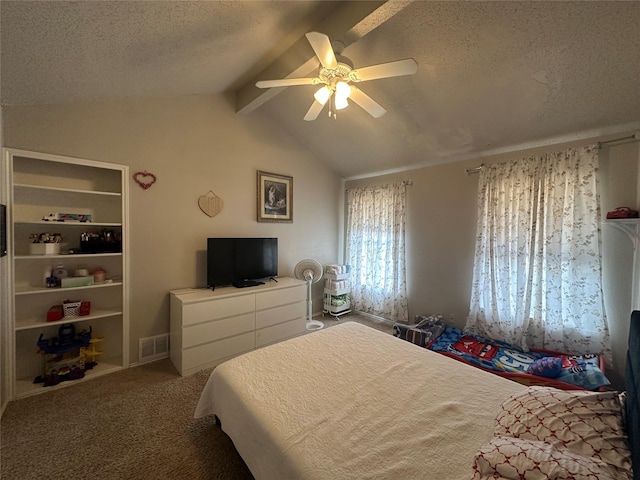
256;32;418;121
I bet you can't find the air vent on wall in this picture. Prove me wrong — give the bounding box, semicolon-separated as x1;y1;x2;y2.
138;333;169;363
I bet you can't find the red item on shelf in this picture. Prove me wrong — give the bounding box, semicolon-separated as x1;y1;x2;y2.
606;206;639;219
79;301;91;316
46;305;63;322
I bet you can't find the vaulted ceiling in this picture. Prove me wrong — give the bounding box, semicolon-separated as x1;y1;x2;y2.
2;1;639;178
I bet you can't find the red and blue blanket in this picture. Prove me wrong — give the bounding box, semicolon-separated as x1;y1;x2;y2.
428;327;609;391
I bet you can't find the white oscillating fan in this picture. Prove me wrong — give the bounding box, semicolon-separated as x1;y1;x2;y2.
294;259;324;331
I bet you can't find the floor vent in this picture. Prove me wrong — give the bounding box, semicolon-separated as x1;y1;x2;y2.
139;333;169;363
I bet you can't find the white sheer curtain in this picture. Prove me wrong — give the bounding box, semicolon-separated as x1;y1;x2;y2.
345;182;409;323
465;145;610;355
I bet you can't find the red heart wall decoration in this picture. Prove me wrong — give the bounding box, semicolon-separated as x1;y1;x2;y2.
133;171;157;190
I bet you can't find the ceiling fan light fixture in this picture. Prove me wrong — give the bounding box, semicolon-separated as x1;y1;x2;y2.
335;81;352;99
335;96;349;110
314;86;332;106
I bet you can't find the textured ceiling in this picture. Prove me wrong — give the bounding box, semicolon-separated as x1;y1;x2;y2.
2;1;639;178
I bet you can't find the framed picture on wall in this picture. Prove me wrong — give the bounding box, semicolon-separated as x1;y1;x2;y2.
257;171;293;223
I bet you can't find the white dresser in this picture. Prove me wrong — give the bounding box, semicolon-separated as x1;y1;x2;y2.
169;277;306;376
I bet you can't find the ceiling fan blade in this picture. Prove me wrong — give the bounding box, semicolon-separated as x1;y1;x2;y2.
349;88;387;118
303;100;325;121
351;58;418;82
256;77;317;88
305;32;337;69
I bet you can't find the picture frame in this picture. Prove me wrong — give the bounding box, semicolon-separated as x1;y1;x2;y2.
257;171;293;223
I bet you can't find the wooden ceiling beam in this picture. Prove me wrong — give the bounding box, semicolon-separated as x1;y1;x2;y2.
235;0;413;115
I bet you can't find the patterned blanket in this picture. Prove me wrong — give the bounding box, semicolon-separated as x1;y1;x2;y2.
394;316;610;390
429;327;610;390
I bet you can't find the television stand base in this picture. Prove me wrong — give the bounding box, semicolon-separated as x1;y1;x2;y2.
232;280;265;288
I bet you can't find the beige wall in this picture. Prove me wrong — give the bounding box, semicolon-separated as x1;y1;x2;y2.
3;94;638;388
3;94;342;364
346;135;640;389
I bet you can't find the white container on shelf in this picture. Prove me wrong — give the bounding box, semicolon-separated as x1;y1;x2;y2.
30;243;60;255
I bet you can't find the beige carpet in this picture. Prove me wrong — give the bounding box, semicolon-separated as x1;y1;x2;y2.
320;311;394;334
1;314;393;480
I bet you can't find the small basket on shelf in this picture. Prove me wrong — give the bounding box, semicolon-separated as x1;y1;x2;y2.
62;300;91;317
29;233;62;255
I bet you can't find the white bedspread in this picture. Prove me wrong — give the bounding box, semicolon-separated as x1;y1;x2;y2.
195;321;525;480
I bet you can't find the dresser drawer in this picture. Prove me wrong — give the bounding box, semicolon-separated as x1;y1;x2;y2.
170;278;307;376
183;331;254;372
183;295;255;327
255;301;305;330
256;318;306;348
256;285;305;310
182;312;255;348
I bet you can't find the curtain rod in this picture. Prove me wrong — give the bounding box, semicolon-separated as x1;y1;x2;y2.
466;164;484;175
597;133;639;149
345;180;413;191
466;133;639;174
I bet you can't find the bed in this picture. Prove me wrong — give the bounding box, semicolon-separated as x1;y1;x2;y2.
195;316;639;479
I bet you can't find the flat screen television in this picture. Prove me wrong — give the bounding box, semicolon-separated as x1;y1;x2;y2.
207;237;278;289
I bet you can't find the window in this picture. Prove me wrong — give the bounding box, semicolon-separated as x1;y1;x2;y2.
345;182;408;323
466;145;610;355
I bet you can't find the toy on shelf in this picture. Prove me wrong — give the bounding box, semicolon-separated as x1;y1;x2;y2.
42;213;92;223
34;324;92;387
83;337;104;370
